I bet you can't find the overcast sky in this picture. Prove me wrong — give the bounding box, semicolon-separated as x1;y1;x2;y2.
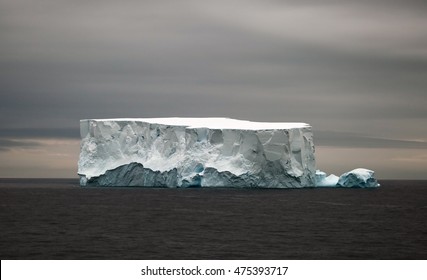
1;0;426;179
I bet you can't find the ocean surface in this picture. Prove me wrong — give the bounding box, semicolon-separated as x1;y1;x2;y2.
0;179;426;260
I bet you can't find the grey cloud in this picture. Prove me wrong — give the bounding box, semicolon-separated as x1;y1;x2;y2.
0;138;42;151
194;1;427;59
314;130;427;149
0;0;426;178
0;128;79;139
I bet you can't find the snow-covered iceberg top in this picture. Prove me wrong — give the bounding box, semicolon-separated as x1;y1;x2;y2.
85;117;310;130
78;117;316;188
316;168;380;188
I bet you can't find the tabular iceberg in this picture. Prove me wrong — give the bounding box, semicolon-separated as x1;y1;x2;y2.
78;118;316;188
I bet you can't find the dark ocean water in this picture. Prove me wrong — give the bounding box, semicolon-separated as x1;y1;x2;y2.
0;179;426;260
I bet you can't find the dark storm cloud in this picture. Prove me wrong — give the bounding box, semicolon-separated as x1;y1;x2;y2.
0;0;426;146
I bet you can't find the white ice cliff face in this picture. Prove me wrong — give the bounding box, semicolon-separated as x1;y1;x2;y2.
78;118;316;188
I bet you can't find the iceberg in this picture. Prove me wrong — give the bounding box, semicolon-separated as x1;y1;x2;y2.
315;168;380;188
78;118;316;188
315;170;339;187
337;168;380;188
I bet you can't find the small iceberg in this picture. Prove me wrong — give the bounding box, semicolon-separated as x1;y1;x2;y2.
316;168;380;188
